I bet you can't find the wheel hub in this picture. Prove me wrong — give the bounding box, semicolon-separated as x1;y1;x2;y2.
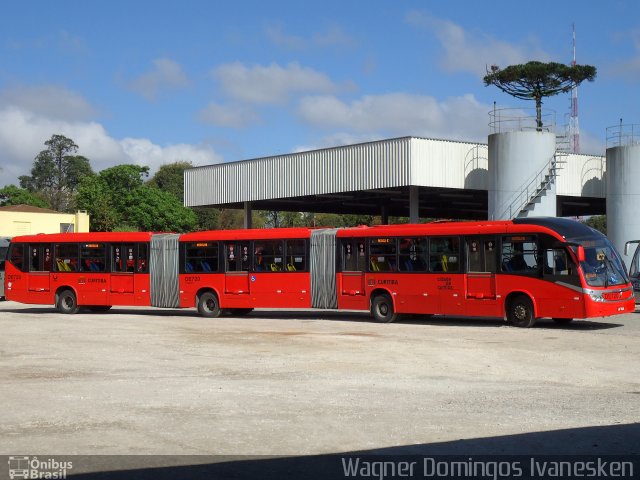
514;305;527;320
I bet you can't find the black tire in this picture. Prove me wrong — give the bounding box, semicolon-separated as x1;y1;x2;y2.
507;294;536;328
552;317;574;324
227;308;254;316
57;289;79;314
371;294;398;323
197;291;221;318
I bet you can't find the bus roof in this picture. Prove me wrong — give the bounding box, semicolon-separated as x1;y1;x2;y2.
181;227;314;242
335;219;572;240
7;218;598;245
10;231;156;243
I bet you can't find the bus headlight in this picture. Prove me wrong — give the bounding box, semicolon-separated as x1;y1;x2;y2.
588;292;605;302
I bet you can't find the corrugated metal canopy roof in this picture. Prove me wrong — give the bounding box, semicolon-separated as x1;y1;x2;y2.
184;136;605;219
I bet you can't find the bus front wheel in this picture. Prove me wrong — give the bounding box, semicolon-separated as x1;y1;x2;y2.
57;289;79;314
507;295;536;328
197;291;221;318
371;294;398;323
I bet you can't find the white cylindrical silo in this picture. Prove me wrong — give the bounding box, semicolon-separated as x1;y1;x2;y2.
606;144;640;267
488;130;557;220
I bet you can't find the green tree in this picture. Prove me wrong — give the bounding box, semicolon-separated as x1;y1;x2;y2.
0;185;48;208
260;210;306;228
147;161;221;230
19;134;94;211
127;187;197;231
77;164;196;232
483;61;597;130
147;161;192;201
75;176;120;231
583;215;606;235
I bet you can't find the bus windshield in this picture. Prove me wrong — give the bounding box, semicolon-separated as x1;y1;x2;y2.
579;238;629;287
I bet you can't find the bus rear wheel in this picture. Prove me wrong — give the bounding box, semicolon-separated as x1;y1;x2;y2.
197;291;221;318
57;289;79;314
507;294;536;328
371;294;398;323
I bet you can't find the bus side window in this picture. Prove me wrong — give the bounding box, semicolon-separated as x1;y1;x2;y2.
29;244;52;271
544;249;570;276
185;242;217;273
369;238;397;272
9;244;26;272
255;240;284;272
80;243;106;272
112;244;134;272
430;237;460;272
226;243;245;272
501;236;538;273
398;237;428;272
54;244;79;272
137;243;148;273
285;239;306;272
342;240;357;271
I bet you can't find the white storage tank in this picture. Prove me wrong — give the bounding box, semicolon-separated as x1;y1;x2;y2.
488;126;558;220
605;124;640;267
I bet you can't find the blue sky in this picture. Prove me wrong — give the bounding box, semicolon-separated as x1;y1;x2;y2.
1;0;639;186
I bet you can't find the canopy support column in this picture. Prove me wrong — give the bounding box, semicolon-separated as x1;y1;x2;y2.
409;186;419;224
243;202;252;229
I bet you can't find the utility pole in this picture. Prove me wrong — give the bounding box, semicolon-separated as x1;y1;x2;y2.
569;23;580;153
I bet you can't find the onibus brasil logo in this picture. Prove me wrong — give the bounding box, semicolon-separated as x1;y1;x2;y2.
8;456;73;479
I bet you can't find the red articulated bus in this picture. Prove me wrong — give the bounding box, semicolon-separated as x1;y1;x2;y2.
3;217;634;327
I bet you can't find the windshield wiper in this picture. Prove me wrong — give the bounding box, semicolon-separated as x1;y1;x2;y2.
601;253;618;287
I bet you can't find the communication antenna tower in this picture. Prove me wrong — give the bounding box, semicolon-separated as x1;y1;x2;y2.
569;23;580;153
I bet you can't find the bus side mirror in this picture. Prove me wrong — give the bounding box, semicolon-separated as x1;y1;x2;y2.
577;246;585;263
625;240;640;256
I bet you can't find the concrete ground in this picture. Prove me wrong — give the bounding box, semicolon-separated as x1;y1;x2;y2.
0;300;639;471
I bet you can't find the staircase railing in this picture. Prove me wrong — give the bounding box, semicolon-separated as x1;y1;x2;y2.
496;134;569;219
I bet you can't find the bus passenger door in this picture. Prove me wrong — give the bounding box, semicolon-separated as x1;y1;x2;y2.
224;242;251;295
465;237;498;311
110;243;135;304
27;244;51;297
338;239;368;310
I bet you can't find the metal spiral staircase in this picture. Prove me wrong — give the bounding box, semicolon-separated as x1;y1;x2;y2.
497;133;569;219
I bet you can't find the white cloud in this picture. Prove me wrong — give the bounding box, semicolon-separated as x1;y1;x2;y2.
128;58;190;101
297;92;491;142
609;56;640;82
197;102;261;128
406;11;550;77
0;104;221;186
120;138;222;170
266;25;356;50
293;132;383;153
265;26;307;50
212;61;340;105
313;26;356;48
0;85;97;121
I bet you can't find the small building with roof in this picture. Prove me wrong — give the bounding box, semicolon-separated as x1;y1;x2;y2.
0;205;90;236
